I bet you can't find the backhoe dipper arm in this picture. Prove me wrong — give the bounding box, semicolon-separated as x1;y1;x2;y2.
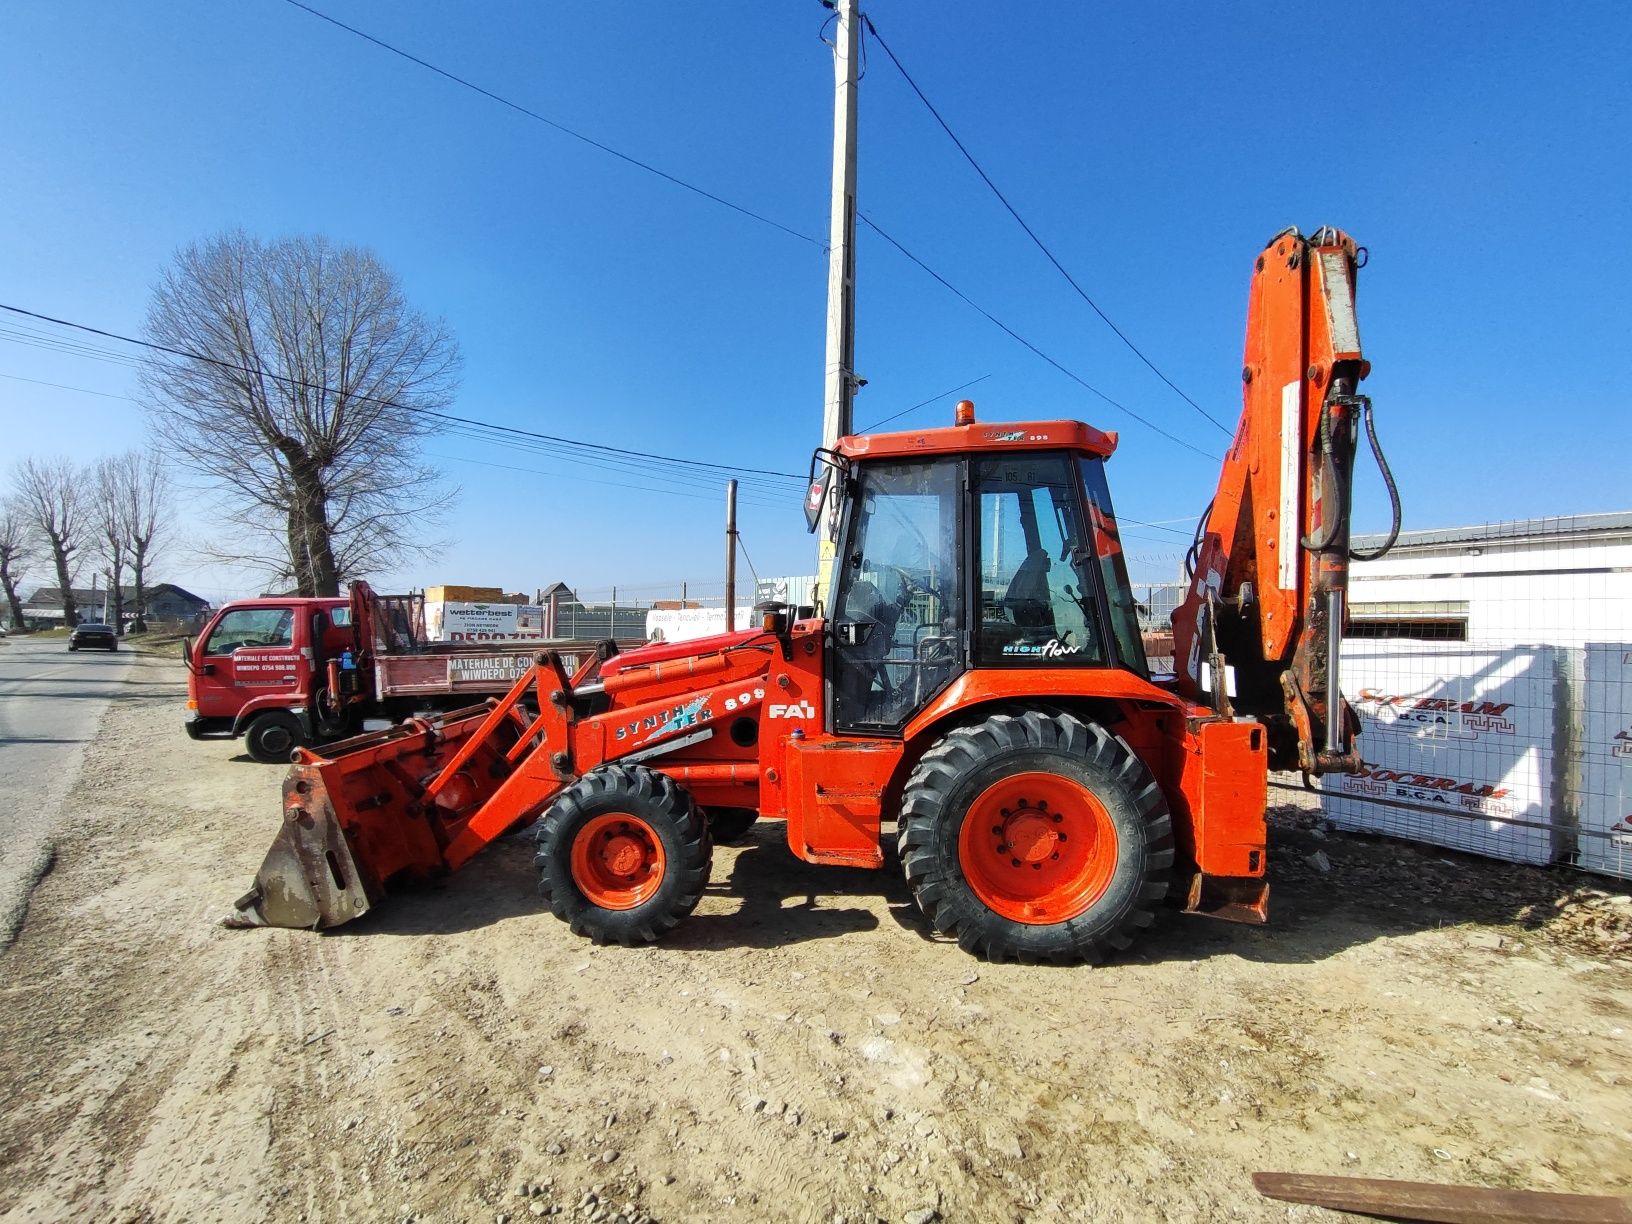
1171;227;1373;775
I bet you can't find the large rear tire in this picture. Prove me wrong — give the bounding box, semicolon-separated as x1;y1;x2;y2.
898;711;1173;964
536;765;711;945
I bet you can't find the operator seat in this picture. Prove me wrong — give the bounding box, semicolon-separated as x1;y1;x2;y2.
1002;548;1055;630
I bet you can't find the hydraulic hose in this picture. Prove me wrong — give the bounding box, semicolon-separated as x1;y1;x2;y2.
1183;497;1214;580
1349;397;1401;561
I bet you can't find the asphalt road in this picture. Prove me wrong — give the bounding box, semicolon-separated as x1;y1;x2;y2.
0;634;131;944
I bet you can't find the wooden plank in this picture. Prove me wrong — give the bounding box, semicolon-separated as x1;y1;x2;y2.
1252;1172;1632;1224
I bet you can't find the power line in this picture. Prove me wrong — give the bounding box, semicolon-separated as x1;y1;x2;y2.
280;0;823;251
1117;515;1193;538
427;452;790;510
0;302;809;484
735;532;762;584
857;373;991;433
0;327;797;497
0;370;138;401
864;17;1231;437
857;215;1220;461
276;1;1229;458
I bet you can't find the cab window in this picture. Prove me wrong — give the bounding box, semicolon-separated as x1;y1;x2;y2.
974;454;1105;666
1079;457;1147;675
204;607;294;655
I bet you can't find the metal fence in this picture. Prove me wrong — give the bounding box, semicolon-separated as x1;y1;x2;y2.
1300;514;1632;880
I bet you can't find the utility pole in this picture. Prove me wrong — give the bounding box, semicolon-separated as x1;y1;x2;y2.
817;0;861;606
724;479;739;631
820;0;861;454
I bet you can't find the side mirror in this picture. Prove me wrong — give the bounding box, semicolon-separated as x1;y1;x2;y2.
835;621;875;648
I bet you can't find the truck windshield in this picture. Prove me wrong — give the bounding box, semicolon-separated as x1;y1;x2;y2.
1078;457;1147;675
205;607;294;655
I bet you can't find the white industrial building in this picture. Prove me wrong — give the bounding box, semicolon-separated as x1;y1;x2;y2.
1332;512;1632;880
1348;512;1632;646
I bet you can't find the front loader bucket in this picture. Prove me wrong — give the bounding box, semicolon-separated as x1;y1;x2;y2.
226;705;522;930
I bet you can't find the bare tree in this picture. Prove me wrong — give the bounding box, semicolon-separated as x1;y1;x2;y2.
12;457;85;627
139;231;460;596
91;457;128;631
117;450;172;632
0;499;36;631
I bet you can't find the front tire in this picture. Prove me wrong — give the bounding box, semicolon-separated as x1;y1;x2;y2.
898;711;1173;964
536;765;711;945
243;711;306;764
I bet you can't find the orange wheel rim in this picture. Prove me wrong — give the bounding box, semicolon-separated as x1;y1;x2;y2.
957;772;1118;925
570;812;667;910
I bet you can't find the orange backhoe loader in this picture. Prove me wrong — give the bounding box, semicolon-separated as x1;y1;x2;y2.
229;226;1397;963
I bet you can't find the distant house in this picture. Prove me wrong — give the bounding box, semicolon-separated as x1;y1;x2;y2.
17;582;210;631
141;583;210;626
20;586;113;629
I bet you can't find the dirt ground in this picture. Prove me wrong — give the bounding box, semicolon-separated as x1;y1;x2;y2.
2;654;1629;1224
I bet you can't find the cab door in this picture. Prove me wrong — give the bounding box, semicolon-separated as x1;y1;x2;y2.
830;458;965;733
195;605;304;718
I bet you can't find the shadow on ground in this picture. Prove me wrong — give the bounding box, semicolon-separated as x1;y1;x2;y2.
321;808;1630;964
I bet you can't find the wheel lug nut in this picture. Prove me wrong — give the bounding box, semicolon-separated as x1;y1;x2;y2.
1010;858;1021;868
1051;851;1060;860
1032;863;1042;870
992;826;1003;835
1052;814;1063;823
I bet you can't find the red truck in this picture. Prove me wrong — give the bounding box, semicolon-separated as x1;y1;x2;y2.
184;581;605;762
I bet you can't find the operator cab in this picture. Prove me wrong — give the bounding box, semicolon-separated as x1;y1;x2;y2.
815;404;1147;735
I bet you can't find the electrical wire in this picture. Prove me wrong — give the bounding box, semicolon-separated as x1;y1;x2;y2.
275;1;1229;466
858;215;1220;461
0;302;810;485
864;17;1232;437
426;452;791;510
0;370;138;400
1117;515;1193;538
281;0;823;251
857;373;991;432
735;531;762;584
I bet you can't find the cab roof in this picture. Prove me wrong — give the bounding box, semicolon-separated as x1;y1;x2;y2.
837;418;1118;461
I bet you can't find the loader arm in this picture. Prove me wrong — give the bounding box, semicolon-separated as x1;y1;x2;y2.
1171;227;1389;774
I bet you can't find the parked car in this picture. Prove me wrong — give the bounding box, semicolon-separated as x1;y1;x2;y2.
69;623;118;652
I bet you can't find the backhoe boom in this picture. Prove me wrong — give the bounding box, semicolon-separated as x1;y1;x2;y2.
1171;227;1386;774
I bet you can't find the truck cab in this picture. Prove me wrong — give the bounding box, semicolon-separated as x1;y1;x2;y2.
185;596;352;762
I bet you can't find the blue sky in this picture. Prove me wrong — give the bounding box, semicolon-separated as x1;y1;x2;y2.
2;2;1628;606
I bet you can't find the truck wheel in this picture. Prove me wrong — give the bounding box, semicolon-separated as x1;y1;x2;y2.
898;711;1173;964
244;711;306;764
705;807;759;844
536;765;712;946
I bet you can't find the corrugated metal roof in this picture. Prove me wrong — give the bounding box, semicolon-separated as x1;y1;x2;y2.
1351;510;1632;553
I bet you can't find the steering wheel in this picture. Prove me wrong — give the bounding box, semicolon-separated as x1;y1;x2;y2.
891;565;947;608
